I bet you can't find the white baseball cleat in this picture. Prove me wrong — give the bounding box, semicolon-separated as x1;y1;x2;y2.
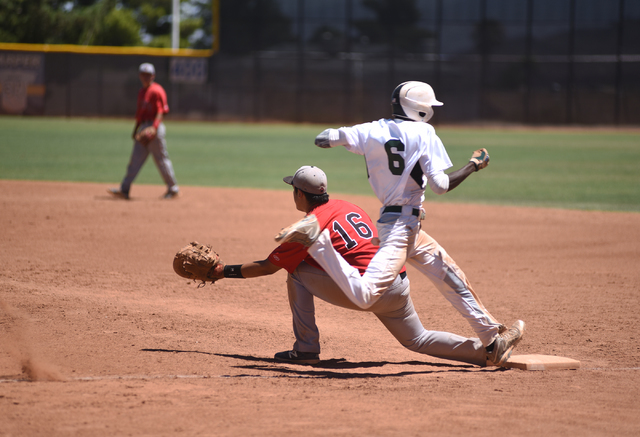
486;320;526;367
274;215;320;247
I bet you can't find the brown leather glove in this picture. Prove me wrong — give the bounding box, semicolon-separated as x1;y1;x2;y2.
173;242;225;286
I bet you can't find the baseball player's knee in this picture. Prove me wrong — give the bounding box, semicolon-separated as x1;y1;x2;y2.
398;336;425;353
441;265;468;293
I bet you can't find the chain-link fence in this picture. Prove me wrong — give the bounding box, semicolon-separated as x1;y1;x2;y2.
1;0;639;125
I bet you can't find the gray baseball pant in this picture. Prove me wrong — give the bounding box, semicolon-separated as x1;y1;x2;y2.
121;121;178;194
286;261;488;367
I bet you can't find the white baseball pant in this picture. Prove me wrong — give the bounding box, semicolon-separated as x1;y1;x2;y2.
307;211;503;347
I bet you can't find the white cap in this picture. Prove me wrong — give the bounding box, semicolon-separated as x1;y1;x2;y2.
283;166;327;195
139;63;155;75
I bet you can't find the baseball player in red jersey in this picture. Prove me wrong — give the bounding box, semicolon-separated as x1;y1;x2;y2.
108;63;179;200
277;82;525;367
210;165;506;367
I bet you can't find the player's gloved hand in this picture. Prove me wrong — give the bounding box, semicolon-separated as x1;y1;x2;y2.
315;129;333;148
207;262;225;280
315;128;343;148
173;241;225;286
469;148;490;171
135;126;157;146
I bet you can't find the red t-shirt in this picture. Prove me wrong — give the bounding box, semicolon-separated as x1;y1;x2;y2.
135;82;169;123
269;199;405;277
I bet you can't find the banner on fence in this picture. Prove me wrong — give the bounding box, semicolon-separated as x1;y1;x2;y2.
0;52;45;115
170;58;208;85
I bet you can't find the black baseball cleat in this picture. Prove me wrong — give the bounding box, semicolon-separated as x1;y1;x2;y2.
274;350;320;365
107;188;129;200
162;189;179;199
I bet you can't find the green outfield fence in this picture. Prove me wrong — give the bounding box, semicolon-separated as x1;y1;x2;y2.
1;0;639;126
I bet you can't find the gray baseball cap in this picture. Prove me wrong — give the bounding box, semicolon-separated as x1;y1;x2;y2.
139;63;155;75
283;166;327;195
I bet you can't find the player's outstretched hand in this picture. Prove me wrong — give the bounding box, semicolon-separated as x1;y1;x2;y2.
469;148;490;171
315;129;333;148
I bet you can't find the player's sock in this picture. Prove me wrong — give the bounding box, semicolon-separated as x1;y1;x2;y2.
485;341;495;352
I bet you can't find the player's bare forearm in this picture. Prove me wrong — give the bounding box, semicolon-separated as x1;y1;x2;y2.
446;162;477;192
154;111;164;126
239;259;282;278
447;148;491;191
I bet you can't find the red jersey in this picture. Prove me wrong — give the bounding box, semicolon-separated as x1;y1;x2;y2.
269;199;401;276
135;82;169;123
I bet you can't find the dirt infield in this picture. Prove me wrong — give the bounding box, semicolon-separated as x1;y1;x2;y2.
1;180;639;436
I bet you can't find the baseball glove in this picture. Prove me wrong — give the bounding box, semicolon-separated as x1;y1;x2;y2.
135;126;156;146
469;148;490;171
173;241;225;286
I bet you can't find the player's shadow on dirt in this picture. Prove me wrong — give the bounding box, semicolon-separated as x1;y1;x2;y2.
140;349;494;379
142;348;215;355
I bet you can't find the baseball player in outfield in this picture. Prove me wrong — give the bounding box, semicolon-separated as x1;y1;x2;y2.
276;82;525;366
108;63;179;200
210;165;513;367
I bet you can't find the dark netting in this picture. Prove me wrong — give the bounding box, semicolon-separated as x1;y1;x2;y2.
1;0;638;125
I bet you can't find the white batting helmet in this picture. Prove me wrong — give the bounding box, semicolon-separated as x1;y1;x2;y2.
391;81;443;123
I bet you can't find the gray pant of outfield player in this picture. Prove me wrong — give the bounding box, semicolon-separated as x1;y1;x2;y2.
120;121;178;195
286;261;488;367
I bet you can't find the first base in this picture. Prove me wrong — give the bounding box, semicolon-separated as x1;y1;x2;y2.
504;354;580;371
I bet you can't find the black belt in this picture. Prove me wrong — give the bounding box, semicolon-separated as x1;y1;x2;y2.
400;271;407;280
382;206;420;217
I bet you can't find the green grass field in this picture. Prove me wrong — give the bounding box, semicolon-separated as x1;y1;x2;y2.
1;116;638;212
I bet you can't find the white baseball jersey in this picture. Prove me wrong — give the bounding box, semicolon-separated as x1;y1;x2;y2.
311;119;505;348
338;118;452;208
